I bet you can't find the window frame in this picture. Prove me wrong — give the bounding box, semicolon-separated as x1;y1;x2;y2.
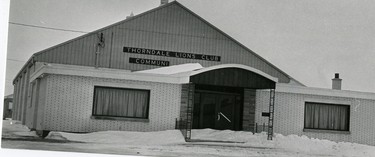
303;101;350;132
92;86;151;120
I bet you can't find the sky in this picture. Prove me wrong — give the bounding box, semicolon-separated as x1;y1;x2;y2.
2;0;375;96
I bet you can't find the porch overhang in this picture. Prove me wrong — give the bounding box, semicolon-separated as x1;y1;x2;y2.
188;64;277;89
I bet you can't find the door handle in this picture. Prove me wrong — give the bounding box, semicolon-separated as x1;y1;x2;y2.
218;112;231;123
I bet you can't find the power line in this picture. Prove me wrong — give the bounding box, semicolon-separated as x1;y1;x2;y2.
7;58;27;63
9;22;89;33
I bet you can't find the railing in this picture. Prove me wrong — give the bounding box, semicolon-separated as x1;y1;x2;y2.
175;118;186;129
175;118;187;139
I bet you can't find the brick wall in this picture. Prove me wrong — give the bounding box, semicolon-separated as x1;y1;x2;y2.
242;89;256;131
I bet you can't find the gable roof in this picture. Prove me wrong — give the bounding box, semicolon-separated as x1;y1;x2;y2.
13;1;303;86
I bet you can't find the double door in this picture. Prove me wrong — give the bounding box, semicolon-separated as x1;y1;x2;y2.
193;91;242;130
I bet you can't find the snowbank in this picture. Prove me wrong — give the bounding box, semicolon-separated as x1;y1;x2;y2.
274;134;375;157
192;129;273;147
192;129;375;157
3;120;375;157
47;130;186;146
47;128;375;156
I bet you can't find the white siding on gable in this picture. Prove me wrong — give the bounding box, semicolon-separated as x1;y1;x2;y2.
32;2;291;83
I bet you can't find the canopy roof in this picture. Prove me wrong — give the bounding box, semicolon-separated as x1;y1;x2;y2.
137;63;278;83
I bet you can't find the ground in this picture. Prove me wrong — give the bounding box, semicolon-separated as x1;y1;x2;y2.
1;120;375;157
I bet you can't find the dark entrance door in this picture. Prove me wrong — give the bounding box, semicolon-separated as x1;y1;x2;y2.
193;91;242;130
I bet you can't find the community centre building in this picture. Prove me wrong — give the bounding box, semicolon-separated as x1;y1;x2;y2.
10;1;375;145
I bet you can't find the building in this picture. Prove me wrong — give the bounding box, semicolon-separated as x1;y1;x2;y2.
3;94;13;120
10;1;375;145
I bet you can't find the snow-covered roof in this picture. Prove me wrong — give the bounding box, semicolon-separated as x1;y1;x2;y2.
135;63;203;75
29;63;375;99
31;63;278;85
137;63;279;83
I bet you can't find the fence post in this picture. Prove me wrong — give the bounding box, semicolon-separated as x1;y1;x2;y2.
254;123;257;134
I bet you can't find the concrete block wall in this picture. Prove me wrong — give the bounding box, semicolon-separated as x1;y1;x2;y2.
41;74;182;133
255;90;271;132
256;90;375;146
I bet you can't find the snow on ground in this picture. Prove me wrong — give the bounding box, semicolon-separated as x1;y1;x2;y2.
1;119;38;138
47;130;185;146
192;129;375;157
2;120;375;157
274;134;375;157
192;129;273;147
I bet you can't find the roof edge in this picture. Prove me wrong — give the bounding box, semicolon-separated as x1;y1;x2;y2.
189;64;278;82
275;83;375;100
12;55;34;84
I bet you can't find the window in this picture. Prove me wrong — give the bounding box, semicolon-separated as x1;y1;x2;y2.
304;102;350;131
8;102;13;110
92;86;150;119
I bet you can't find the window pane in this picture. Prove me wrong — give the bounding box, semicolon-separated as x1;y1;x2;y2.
304;102;349;131
9;102;13;109
93;87;149;118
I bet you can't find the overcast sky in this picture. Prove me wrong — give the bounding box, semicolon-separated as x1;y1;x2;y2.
2;0;375;95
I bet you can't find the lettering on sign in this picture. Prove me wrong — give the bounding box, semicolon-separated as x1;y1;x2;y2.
129;57;170;66
123;46;221;62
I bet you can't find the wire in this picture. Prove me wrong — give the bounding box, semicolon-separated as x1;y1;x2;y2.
9;22;89;33
7;58;27;63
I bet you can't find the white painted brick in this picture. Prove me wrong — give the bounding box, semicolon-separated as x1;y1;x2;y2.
42;74;181;132
256;90;375;146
